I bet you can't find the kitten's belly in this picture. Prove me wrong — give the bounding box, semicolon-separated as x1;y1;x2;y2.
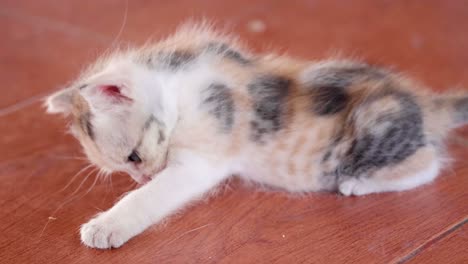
232;114;338;192
237;150;324;192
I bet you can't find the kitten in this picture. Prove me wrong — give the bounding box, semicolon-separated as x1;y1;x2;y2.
46;24;468;249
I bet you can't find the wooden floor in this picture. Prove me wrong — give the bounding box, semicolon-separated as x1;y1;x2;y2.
1;1;467;263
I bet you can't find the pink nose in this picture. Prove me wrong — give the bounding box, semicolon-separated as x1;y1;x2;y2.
130;173;151;185
140;175;152;184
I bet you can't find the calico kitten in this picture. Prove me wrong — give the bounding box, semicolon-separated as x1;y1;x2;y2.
46;24;468;249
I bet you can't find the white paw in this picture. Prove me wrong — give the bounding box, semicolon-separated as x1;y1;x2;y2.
80;213;130;249
339;178;376;196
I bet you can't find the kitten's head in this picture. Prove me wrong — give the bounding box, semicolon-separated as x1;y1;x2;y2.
46;56;170;184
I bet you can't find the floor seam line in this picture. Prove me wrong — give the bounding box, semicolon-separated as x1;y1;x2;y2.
395;217;468;263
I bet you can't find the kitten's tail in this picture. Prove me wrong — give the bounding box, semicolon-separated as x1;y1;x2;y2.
430;92;468;128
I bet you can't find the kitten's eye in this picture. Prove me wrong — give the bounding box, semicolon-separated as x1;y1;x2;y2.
127;151;142;163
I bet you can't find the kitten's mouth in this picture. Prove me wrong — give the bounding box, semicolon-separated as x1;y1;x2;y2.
139;175;152;185
129;173;152;185
134;161;168;185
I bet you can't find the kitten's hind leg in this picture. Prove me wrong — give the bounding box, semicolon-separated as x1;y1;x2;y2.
338;148;441;196
80;151;229;249
338;177;375;196
336;90;440;196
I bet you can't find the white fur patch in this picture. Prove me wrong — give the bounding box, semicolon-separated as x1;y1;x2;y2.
339;159;440;196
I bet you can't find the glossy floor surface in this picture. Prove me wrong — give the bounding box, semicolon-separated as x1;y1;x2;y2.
1;1;467;263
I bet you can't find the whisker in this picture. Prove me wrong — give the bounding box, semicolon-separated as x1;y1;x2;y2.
152;223;215;256
62;167;97;203
108;174;115;193
57;164;94;193
50;155;89;161
130;181;138;190
83;172;100;196
101;0;128;54
92;205;104;212
165;223;214;246
39;167;98;238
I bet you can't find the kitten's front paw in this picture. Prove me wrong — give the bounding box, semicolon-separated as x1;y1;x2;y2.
80;213;130;249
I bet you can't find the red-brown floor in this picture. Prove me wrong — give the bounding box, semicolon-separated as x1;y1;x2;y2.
1;1;467;263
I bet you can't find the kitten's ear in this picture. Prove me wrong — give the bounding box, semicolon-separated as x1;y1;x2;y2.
95;84;133;103
81;71;134;104
45;88;75;114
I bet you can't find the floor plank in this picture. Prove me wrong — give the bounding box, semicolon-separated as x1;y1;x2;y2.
0;1;467;263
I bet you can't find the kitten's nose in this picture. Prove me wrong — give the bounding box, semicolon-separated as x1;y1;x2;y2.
140;174;152;184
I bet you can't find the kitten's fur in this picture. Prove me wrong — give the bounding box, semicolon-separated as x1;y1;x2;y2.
46;24;468;249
